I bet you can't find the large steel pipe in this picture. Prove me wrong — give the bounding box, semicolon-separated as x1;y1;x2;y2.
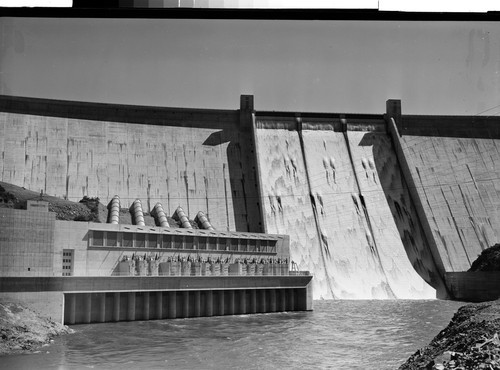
153;202;169;227
130;199;145;226
195;211;215;230
174;206;192;229
108;195;120;224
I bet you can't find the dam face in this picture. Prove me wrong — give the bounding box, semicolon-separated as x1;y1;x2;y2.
3;95;499;300
396;116;500;274
255;117;438;299
0;96;262;232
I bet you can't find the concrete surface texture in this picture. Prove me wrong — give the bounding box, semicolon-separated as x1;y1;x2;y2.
344;129;435;298
0;207;56;277
0;107;260;232
399;131;500;273
0;291;64;325
445;272;500;302
256;118;436;299
254;119;329;297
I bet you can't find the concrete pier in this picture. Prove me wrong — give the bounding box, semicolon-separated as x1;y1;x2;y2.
63;286;307;324
206;291;213;317
168;292;176;319
193;291;201;317
155;292;163;319
0;275;311;324
99;294;106;323
67;294;76;325
113;293;120;322
127;293;135;321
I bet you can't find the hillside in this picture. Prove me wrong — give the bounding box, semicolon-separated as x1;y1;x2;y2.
0;181;193;227
469;244;500;272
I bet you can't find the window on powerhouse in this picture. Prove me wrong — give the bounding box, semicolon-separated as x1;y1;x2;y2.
90;231;276;252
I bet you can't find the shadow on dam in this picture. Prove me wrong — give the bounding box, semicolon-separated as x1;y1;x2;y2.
203;129;259;233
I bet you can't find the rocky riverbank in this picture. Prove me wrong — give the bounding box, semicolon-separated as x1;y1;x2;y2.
0;302;73;356
400;299;500;369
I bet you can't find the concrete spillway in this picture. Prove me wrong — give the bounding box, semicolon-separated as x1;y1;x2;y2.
255;118;436;299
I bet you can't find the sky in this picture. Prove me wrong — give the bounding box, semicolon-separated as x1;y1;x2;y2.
1;17;500;115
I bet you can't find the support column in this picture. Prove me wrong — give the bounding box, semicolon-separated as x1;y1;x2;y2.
84;293;92;324
99;293;106;323
259;289;266;313
143;292;150;321
269;289;276;312
239;290;247;314
168;291;176;319
218;290;225;316
278;289;286;312
193;291;201;317
250;289;257;314
227;290;234;315
67;294;76;325
182;291;190;318
156;292;163;319
127;292;136;321
288;289;295;311
206;291;213;317
113;292;120;322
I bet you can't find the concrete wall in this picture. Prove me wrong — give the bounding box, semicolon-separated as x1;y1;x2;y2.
445;272;500;302
0;291;64;324
389;113;500;276
0;207;55;277
0;95;262;232
53;220;89;276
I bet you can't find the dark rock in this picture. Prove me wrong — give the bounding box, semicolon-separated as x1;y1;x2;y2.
400;300;500;369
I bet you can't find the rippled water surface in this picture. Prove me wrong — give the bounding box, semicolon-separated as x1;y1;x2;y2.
1;300;464;369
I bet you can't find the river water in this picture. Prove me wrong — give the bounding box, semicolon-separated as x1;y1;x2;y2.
1;300;464;370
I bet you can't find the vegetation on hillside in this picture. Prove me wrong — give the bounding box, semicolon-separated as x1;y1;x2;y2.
469;244;500;272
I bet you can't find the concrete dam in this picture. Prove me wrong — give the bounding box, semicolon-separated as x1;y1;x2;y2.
1;95;499;300
255;116;438;299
